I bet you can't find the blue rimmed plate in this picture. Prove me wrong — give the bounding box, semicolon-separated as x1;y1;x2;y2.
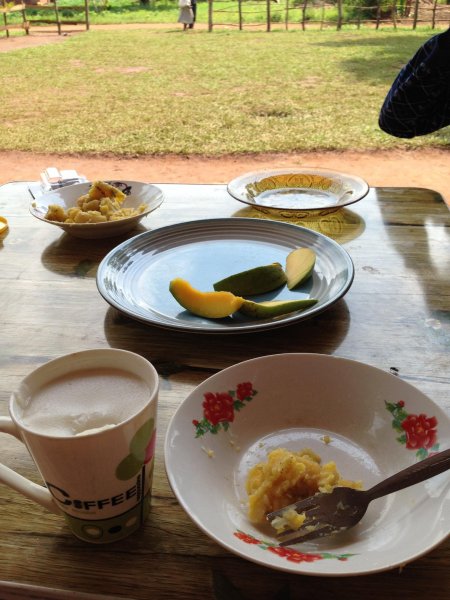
96;218;354;333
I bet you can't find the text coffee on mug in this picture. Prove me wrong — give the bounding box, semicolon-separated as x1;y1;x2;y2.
0;349;159;543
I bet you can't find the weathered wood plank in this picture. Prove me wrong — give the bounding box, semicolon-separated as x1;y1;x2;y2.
0;181;449;599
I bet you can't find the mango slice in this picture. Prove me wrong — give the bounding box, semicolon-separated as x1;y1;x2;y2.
213;262;287;295
285;248;316;290
169;278;244;319
239;298;318;319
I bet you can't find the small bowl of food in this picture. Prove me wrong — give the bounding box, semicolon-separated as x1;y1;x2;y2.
164;353;449;575
30;180;164;239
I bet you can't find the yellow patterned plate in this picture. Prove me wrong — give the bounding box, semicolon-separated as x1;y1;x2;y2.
227;168;369;215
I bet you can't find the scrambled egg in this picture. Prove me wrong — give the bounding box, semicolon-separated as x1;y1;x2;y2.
246;447;361;531
45;181;147;224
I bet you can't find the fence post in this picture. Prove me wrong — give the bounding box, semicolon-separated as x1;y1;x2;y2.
85;0;90;30
54;1;62;36
238;0;243;30
208;0;213;31
266;0;271;32
301;0;308;30
412;0;419;29
2;1;10;38
285;0;289;30
375;0;381;29
432;0;438;29
391;0;397;29
337;0;342;30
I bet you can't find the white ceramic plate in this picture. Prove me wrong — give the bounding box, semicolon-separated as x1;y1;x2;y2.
29;180;164;239
96;218;354;334
227;168;369;214
164;353;450;576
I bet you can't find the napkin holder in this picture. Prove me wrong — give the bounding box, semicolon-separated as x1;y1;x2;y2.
28;167;88;199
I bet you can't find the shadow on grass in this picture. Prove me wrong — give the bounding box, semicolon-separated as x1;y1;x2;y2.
312;32;433;49
312;33;433;85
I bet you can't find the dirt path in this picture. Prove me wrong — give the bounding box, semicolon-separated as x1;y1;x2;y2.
1;26;449;204
0;22;241;54
2;149;449;206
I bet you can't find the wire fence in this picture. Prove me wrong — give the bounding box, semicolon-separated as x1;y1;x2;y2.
205;0;450;31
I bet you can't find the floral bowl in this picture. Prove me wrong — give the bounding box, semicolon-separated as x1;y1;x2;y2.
164;353;449;576
30;180;164;239
227;168;369;216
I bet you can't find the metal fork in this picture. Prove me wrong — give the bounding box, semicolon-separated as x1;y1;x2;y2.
266;448;450;546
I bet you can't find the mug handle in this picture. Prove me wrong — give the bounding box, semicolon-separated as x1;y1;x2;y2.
0;417;62;515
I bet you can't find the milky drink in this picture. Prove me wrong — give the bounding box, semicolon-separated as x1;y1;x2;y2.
15;368;149;437
0;349;159;543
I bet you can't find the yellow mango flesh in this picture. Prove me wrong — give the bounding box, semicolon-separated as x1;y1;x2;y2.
169;278;244;319
286;247;316;290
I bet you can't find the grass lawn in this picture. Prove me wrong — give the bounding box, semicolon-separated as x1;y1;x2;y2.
1;28;449;155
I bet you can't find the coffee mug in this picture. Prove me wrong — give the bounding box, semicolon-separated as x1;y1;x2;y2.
0;348;159;543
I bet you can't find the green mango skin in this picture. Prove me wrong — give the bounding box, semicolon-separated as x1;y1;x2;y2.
239;298;318;319
213;262;287;296
285;248;316;290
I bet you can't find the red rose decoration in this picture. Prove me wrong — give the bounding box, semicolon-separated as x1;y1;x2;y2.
296;552;323;563
268;547;323;563
285;551;309;563
236;382;253;401
193;381;258;437
203;392;234;426
234;530;350;563
268;546;290;558
401;413;438;450
234;531;259;544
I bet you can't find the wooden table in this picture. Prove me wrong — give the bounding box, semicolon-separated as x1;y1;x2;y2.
0;181;449;599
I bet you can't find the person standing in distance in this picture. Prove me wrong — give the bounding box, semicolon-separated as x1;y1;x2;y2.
178;0;194;31
189;0;197;29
